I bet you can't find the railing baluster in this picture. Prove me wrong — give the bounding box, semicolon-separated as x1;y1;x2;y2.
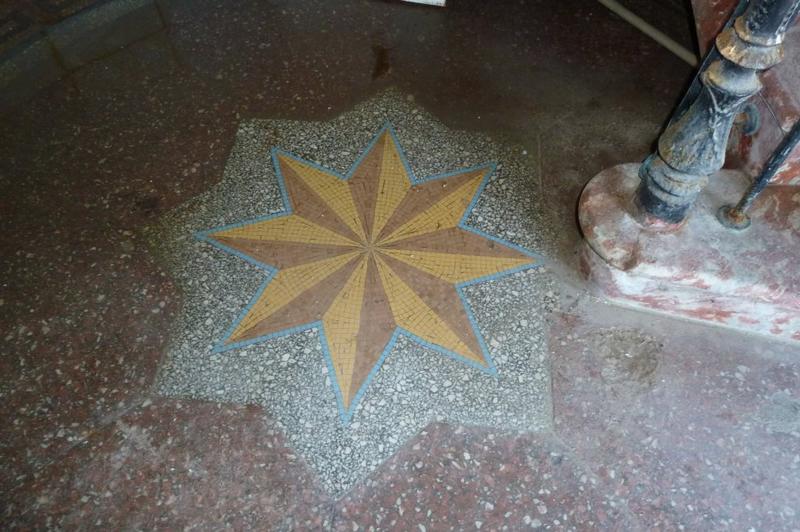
635;0;800;226
717;119;800;229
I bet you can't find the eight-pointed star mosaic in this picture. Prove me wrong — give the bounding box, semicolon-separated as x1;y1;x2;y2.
198;125;538;421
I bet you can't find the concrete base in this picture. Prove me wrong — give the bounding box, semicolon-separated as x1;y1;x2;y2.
579;164;800;343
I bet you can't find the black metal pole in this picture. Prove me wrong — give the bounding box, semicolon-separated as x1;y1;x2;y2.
636;0;800;226
717;120;800;229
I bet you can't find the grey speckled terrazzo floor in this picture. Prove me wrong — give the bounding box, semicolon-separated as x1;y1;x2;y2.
148;89;560;494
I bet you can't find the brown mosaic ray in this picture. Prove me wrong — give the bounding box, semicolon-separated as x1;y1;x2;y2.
230;254;362;344
348;132;387;241
384;226;531;259
278;155;361;242
376;167;488;242
214;236;359;269
377;252;485;364
347;256;396;407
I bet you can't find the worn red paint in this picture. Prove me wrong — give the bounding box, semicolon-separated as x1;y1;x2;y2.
628;294;672;310
682;306;736;323
774;315;791;325
690;0;737;54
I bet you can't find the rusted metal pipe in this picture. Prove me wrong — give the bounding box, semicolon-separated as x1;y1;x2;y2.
718;119;800;229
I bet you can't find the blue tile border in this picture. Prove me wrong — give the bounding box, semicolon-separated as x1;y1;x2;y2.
195;122;545;424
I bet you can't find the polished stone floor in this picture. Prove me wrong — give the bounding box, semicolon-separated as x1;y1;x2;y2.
2;0;799;529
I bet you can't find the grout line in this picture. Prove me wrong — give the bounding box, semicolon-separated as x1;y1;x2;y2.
153;0;170;27
536;132;549;214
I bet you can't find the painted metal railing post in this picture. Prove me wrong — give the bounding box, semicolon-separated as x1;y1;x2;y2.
717;119;800;228
636;0;800;225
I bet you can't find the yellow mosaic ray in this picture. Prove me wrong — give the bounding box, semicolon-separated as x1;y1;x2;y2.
374;255;482;364
231;251;359;339
381;249;533;284
212;214;357;246
280;156;367;241
371;134;411;240
380;170;487;244
322;257;369;405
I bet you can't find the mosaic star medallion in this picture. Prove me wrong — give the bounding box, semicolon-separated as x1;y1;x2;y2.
197;125;538;421
154;92;555;493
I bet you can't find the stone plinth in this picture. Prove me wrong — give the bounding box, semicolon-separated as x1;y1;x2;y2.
579;163;800;342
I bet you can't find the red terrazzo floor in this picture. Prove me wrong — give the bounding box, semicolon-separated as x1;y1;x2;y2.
552;298;800;530
2;0;799;529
